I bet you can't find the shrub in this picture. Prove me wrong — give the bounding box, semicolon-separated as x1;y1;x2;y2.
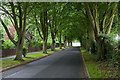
99;34;118;60
104;37;120;76
90;41;97;54
111;45;120;70
2;40;15;49
22;46;28;57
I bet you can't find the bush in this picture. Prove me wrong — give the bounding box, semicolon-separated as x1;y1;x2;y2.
111;47;120;70
104;40;115;60
2;40;15;49
104;37;120;76
90;41;97;54
99;34;118;60
22;46;28;57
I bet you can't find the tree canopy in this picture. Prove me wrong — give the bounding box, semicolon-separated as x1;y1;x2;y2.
0;2;119;67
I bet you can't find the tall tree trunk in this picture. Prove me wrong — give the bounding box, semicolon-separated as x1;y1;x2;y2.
43;39;47;53
70;41;72;46
14;2;27;60
51;37;55;51
96;37;106;61
15;45;23;60
42;10;48;54
59;32;62;49
14;36;24;60
68;40;71;47
50;31;56;51
64;36;67;48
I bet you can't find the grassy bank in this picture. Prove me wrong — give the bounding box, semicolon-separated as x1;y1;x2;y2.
81;48;120;78
2;48;63;70
81;48;105;78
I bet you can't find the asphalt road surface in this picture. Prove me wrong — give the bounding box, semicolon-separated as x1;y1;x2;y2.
2;47;88;79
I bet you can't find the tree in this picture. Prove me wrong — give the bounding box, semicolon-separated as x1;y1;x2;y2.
48;3;58;51
31;3;49;53
0;2;29;60
84;2;118;60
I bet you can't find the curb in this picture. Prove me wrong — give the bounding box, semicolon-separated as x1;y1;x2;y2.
2;54;51;72
1;49;63;72
81;51;90;78
2;49;65;72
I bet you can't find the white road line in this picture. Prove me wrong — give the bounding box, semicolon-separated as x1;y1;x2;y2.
5;71;20;78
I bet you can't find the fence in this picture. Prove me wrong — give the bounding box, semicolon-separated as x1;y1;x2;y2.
1;46;51;57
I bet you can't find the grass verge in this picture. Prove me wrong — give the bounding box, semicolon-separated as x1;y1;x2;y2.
2;47;63;70
81;48;105;78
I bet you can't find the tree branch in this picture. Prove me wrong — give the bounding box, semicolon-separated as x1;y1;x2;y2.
0;5;13;18
0;17;17;46
34;14;43;40
9;2;19;36
17;2;23;32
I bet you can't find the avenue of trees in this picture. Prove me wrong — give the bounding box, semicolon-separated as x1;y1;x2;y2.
0;2;119;72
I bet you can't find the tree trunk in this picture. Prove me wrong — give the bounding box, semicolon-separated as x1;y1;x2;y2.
43;39;47;54
15;45;23;60
70;41;72;46
14;36;24;60
64;41;67;48
41;9;48;54
64;36;67;48
96;38;106;61
51;32;56;51
59;32;62;49
51;38;55;51
68;40;71;47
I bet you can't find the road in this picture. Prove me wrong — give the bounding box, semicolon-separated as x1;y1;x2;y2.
2;47;88;79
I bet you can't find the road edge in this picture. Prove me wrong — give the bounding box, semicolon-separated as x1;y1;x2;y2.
80;48;90;78
2;49;64;72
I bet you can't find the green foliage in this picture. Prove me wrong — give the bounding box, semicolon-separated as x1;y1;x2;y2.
0;26;4;41
102;34;118;58
47;42;51;47
110;48;120;74
81;48;105;78
113;50;120;67
90;41;97;54
0;2;119;67
31;40;42;47
2;40;15;49
22;46;28;57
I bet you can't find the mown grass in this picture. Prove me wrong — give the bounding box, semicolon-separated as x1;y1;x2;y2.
2;47;63;70
81;48;105;78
